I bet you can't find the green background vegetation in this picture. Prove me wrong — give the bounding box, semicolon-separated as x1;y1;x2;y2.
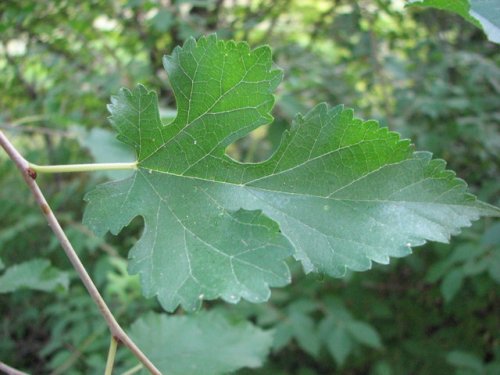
0;0;499;374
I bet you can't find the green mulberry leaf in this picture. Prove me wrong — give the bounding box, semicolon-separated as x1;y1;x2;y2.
129;311;273;375
83;35;500;312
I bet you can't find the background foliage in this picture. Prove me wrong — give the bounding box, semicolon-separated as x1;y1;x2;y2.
0;0;498;374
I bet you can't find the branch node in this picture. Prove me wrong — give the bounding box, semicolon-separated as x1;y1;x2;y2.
41;203;51;215
26;167;37;179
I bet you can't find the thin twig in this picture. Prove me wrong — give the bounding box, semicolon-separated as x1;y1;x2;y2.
0;131;161;375
105;336;119;375
10;115;47;126
50;329;104;375
0;362;30;375
50;304;129;375
121;364;144;375
0;123;74;137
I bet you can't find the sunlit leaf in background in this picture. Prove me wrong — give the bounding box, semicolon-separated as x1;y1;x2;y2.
407;0;500;43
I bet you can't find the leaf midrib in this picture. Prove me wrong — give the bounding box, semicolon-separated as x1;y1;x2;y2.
135;163;475;207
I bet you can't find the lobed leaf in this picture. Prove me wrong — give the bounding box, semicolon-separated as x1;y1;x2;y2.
83;35;500;311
